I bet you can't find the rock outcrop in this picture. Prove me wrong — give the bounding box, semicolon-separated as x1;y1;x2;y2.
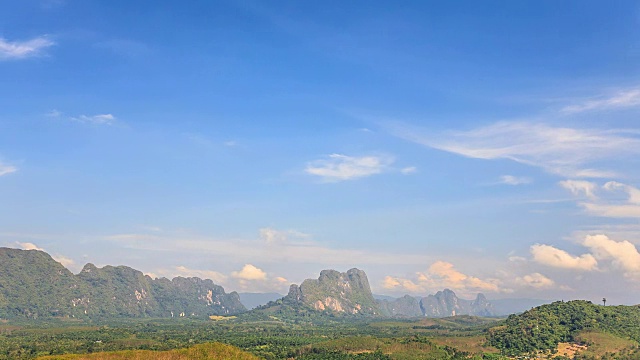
282;268;380;315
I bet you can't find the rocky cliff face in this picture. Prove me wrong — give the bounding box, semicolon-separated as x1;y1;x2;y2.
378;294;423;317
283;268;380;315
0;247;246;319
377;289;496;318
420;289;496;317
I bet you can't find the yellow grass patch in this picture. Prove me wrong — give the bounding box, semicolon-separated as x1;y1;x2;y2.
36;342;259;360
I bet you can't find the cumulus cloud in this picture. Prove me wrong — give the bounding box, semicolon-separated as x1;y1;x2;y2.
515;273;555;289
0;36;55;60
305;154;393;182
16;242;45;251
390;121;640;178
562;180;640;218
582;235;640;277
70;114;116;125
382;276;422;293
562;89;640;113
382;261;501;296
530;244;598;271
500;175;532;185
231;264;267;281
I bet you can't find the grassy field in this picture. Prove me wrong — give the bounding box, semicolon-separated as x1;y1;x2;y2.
573;330;638;358
35;342;259;360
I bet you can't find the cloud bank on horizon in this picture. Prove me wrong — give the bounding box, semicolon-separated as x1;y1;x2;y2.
2;1;640;304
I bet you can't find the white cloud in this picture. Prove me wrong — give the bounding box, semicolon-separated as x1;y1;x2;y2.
530;244;598;271
149;263;288;293
259;227;310;245
105;228;433;267
0;162;17;177
382;276;423;293
16;242;45;251
516;273;555;289
52;255;75;268
174;265;228;284
582;235;640;278
46;109;62;118
382;261;502;296
500;175;532;185
603;181;640;204
559;180;598;200
0;36;55;60
391;121;640;178
562;180;640;218
562;89;640;113
401;166;417;175
305;154;393;182
71;114;116;125
231;264;267;281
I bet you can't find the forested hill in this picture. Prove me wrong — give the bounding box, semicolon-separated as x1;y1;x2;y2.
0;247;246;320
488;300;640;356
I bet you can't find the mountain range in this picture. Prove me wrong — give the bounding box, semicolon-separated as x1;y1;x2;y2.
0;247;547;320
0;247;245;319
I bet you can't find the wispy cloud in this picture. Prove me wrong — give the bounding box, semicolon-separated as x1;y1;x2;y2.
401;166;417;175
515;273;555;289
391;121;640;178
0;162;17;177
561;180;640;218
559;180;598;200
70;114;116;125
104;227;432;267
0;36;55;60
500;175;531;185
305;154;393;182
562;89;640;113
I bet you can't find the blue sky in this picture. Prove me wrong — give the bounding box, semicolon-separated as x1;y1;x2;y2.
2;0;640;304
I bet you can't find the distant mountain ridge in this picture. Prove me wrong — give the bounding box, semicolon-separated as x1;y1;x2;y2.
0;247;245;319
262;268;497;318
378;289;496;318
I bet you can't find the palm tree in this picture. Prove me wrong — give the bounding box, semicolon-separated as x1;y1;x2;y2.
602;298;607;306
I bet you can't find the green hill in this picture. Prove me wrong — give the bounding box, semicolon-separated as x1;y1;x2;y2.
0;247;246;320
487;300;640;356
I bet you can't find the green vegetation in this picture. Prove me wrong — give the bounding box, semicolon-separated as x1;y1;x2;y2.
488;300;640;356
0;248;245;320
0;316;503;360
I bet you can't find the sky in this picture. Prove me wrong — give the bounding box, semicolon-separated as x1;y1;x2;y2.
2;0;640;304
